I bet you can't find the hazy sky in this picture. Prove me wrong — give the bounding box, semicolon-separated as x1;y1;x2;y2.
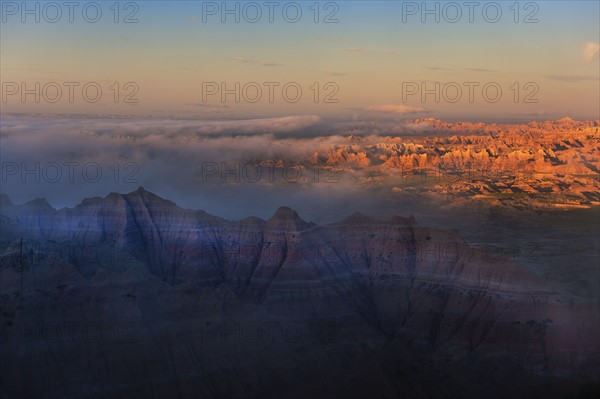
1;0;599;120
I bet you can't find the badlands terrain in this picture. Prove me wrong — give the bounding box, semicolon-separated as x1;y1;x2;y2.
273;117;600;211
0;117;599;398
0;186;598;398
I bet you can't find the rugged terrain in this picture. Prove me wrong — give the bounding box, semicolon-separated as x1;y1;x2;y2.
1;188;598;398
288;118;600;210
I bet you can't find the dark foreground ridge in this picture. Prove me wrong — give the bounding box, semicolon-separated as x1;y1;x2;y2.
0;188;598;399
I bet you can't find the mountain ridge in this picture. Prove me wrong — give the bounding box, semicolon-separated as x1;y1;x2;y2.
1;188;598;398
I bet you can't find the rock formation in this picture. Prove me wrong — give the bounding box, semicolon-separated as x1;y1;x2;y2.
1;188;598;398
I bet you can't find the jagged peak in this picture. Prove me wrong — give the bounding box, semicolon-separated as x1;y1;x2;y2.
62;188;177;211
106;191;122;199
270;206;301;220
125;187;177;208
23;198;55;210
266;206;310;231
407;117;442;125
558;116;574;123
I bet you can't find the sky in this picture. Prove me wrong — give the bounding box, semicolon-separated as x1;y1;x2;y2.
1;0;599;120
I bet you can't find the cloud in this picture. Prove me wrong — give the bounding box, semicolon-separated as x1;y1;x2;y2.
366;105;427;114
384;50;400;55
581;41;599;63
231;57;285;67
0;115;323;142
546;75;600;83
0;114;356;217
3;113;598;223
427;67;453;71
345;48;364;53
402;120;437;131
132;115;322;135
